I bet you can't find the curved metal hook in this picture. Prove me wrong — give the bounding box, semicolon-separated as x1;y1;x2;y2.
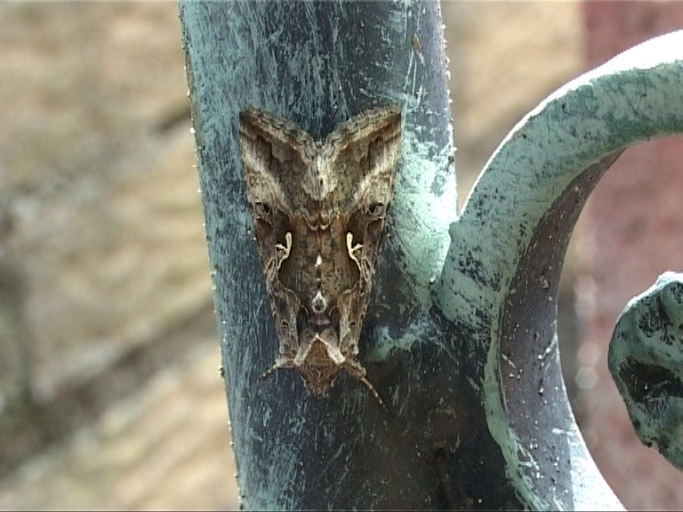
437;31;683;509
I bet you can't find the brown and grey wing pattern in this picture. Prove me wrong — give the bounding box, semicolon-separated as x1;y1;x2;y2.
238;106;401;408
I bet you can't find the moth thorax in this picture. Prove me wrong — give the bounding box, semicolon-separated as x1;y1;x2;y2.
302;156;337;200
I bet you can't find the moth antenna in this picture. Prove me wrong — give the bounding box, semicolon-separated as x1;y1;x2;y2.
360;377;389;412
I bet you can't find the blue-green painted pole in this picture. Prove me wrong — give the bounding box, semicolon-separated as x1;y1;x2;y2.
178;1;494;509
180;0;683;507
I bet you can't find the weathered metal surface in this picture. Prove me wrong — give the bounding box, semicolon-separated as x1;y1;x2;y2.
180;1;484;509
439;31;683;509
180;0;683;506
609;272;683;472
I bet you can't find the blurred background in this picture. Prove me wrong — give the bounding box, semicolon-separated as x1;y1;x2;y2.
1;1;683;509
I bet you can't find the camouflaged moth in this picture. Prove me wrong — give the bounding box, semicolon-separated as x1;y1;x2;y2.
238;106;401;409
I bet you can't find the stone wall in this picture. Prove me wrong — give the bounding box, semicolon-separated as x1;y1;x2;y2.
0;3;236;508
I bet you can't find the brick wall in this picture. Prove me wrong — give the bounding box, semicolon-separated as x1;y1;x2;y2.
575;2;683;509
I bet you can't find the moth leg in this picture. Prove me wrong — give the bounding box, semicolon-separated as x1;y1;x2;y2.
258;357;293;382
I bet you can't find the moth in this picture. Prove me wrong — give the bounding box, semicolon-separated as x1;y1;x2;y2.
238;106;402;409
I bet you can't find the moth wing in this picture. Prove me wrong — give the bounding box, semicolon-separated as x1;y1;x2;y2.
322;106;402;215
321;107;402;357
239;110;313;358
239;108;317;215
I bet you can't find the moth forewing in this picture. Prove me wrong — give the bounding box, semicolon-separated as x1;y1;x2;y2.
325;107;402;212
238;106;402;410
239;109;317;211
239;109;316;159
324;106;402;154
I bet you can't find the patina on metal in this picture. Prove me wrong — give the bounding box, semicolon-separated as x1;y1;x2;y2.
180;1;683;507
